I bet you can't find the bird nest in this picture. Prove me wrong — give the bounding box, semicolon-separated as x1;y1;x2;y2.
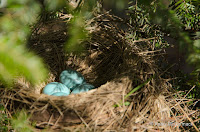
0;13;199;131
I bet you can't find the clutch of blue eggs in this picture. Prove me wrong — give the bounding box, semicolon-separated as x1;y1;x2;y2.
42;69;95;96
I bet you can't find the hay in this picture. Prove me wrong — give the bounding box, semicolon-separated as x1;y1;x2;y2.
0;12;199;131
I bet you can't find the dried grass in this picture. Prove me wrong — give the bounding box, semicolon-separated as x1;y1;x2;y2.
0;13;199;131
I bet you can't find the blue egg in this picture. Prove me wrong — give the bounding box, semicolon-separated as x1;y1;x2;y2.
60;69;85;90
82;82;95;89
51;92;69;96
43;82;70;96
71;83;95;94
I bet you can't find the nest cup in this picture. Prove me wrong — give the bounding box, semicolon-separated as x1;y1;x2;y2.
0;13;199;131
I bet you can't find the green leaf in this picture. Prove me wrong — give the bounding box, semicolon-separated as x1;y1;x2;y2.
114;76;154;107
44;0;67;11
125;76;153;99
65;14;88;53
0;0;48;86
12;110;34;132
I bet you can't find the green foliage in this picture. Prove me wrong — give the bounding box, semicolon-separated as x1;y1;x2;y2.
128;0;193;42
174;71;199;96
106;0;128;10
79;0;96;16
0;0;48;86
0;0;97;87
12;110;34;132
114;76;154;107
128;3;151;35
127;0;200;99
170;0;200;30
0;104;10;131
65;1;96;53
169;1;200;91
127;1;167;50
44;0;67;11
65;14;88;53
127;0;200;65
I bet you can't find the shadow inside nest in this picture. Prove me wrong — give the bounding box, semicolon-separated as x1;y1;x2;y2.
26;18;69;81
25;13;158;90
25;18;124;87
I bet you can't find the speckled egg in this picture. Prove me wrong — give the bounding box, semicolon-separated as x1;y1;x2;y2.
60;69;85;90
71;83;95;94
42;82;70;96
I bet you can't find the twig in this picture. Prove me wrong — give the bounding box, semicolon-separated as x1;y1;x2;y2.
74;109;91;131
